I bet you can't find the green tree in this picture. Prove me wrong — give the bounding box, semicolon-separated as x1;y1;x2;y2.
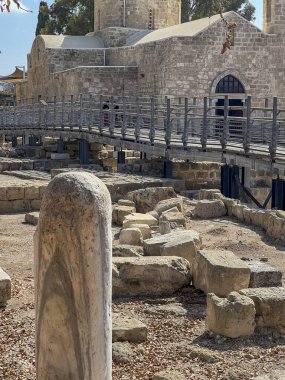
181;0;256;23
39;0;94;36
36;2;49;36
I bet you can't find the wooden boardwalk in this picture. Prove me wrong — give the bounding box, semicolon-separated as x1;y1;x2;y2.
2;94;285;171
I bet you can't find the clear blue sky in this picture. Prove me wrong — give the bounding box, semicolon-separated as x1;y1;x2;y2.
0;0;263;76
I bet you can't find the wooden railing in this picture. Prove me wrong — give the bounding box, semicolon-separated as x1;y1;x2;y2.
1;94;285;162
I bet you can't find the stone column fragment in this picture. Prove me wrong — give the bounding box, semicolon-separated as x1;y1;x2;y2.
34;172;112;380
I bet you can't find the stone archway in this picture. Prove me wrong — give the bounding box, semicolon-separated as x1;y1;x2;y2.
210;69;250;96
210;70;250;138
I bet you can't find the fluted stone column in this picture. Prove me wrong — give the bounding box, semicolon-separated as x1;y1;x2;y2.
34;172;112;380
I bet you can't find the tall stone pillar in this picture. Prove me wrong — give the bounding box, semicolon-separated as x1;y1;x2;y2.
34;172;112;380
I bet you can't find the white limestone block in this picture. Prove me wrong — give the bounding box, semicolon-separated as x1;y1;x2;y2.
34;172;112;380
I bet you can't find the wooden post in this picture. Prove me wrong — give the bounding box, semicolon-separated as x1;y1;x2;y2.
135;97;142;142
182;97;189;148
165;97;171;148
122;96;127;139
53;96;57;130
149;97;155;145
221;95;229;150
176;97;182;134
38;97;42;129
88;94;93;132
270;96;278;160
61;96;65;131
243;96;252;154
70;95;74;130
32;97;35;129
109;96;115;136
79;94;83;132
45;97;49;130
201;97;208;149
34;172;112;380
99;95;104;134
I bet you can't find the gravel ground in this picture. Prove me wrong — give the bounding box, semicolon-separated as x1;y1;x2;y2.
0;213;285;379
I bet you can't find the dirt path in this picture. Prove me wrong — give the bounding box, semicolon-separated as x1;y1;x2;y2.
0;213;285;379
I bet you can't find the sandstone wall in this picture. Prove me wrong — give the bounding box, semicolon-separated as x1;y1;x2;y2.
18;13;285;107
263;0;285;34
0;185;47;213
106;13;281;104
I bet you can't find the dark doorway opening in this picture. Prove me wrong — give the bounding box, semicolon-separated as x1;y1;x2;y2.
215;75;245;138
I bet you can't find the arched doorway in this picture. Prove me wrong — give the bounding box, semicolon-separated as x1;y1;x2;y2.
215;75;245;137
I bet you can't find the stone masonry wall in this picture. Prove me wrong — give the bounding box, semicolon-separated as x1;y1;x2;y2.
96;27;142;48
18;12;285;107
0;185;47;213
173;162;221;190
94;0;181;31
106;13;281;104
47;48;105;73
19;65;138;99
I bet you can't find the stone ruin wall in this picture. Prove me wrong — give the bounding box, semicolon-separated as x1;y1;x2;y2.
94;0;181;31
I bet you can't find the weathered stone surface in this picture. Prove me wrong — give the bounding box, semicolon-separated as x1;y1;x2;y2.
189;346;221;363
145;304;187;316
266;215;285;239
239;287;285;331
118;199;135;207
254;369;285;380
193;250;251;297
247;261;282;288
127;187;177;213
0;200;12;213
112;342;133;364
0;268;11;306
161;206;180;214
147;210;159;220
113;256;191;297
123;213;158;229
112;314;148;343
129;224;152;240
159;221;171;235
159;211;186;228
113;244;143;257
0;187;7;200
206;292;256;338
194;200;227;218
119;227;143;246
152;370;186;380
112;205;136;226
24;186;40;200
144;230;201;262
34;172;112;380
25;211;39;226
154;198;183;215
6;186;24;201
199;189;223;200
222;198;238;217
160;231;201;269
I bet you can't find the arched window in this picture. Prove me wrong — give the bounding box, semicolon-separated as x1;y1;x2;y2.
215;75;245;94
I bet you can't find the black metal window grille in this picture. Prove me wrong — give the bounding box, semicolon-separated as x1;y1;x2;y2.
215;75;245;94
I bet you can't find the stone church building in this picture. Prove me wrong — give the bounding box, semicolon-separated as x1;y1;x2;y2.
16;0;285;105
